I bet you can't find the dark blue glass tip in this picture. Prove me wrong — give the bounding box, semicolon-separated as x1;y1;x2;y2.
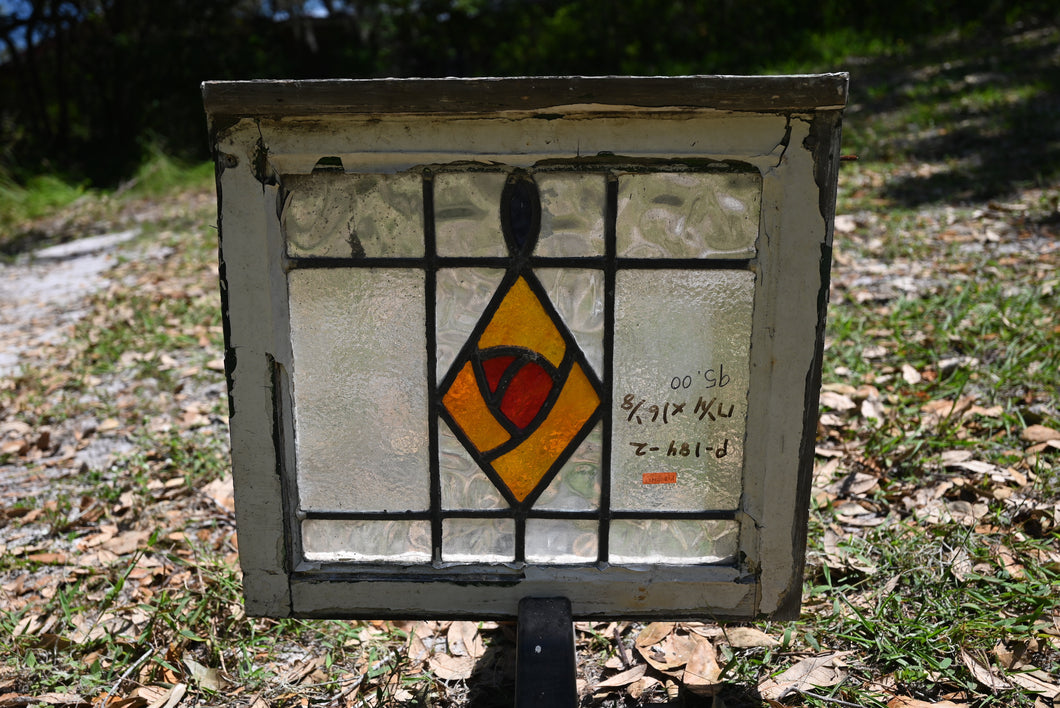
501;172;540;256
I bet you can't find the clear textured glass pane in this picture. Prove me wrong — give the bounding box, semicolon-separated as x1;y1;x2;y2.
283;172;423;258
525;519;598;563
289;269;430;513
609;519;738;564
534;423;601;511
442;518;515;562
302;519;432;562
435;172;508;257
435;268;506;378
616;171;761;258
535;268;605;376
611;270;753;512
439;420;508;510
536;173;606;257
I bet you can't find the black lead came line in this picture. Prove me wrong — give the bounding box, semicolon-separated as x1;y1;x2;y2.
301;509;738;521
598;174;619;564
284;255;755;271
423;169;444;564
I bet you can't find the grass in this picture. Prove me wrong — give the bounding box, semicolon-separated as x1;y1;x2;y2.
0;148;215;258
0;173;89;229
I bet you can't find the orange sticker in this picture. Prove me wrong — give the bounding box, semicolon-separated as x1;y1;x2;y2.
642;472;677;485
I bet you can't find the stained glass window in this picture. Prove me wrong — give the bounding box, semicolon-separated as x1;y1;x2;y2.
290;164;756;566
205;75;848;619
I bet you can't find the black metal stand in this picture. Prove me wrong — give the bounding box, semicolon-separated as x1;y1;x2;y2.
515;597;578;708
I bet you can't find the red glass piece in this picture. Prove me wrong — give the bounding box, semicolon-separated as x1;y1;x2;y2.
482;355;516;393
500;361;553;429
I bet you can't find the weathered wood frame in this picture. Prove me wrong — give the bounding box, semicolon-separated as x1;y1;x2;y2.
203;75;847;620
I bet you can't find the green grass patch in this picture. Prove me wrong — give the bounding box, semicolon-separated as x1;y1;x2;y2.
0;172;90;233
118;147;215;200
0;148;214;257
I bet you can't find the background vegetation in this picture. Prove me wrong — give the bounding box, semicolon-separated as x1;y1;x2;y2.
1;0;1059;186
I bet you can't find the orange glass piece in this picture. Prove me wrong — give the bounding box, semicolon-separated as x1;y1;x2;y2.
442;361;511;452
478;277;566;367
491;361;600;501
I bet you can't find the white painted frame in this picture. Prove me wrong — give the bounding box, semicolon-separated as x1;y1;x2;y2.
203;76;847;620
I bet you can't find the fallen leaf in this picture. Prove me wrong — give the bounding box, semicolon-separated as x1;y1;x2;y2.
626;674;661;700
447;621;485;659
1027;440;1060;454
819;391;857;411
1023;425;1060;443
429;653;475;681
406;621;436;666
862;345;888;360
724;626;780;648
946;500;990;526
147;683;186;708
98;418;122;433
901;363;923;384
0;694;89;707
635;622;674;648
946;459;1001;476
823;528;877;574
635;630;696;672
593;663;646;690
827;471;879;497
994;545;1026;579
861;397;887;420
758;652;851;701
1005;667;1060;697
26;552;67;565
102;696;148;708
993;639;1037;670
948;547;973;582
279;656;325;685
183;654;226;691
886;697;967;707
682;634;722;696
961;649;1011;691
201;476;235;513
940;450;974;465
101;530;152;556
1;439;27;455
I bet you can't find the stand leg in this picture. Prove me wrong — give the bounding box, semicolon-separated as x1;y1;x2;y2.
516;597;578;708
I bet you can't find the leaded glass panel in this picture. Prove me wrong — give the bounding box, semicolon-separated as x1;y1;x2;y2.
283;163;758;564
